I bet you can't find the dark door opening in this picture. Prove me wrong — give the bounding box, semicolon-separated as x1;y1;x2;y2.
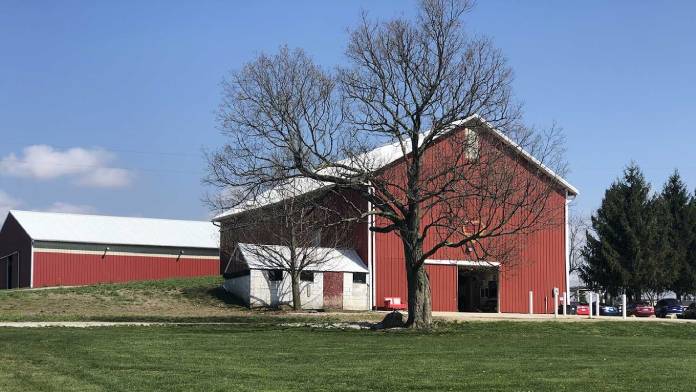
7;255;12;289
458;266;498;312
1;253;19;289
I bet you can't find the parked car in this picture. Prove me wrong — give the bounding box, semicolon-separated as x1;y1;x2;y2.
678;303;696;319
655;298;685;318
595;303;621;316
558;303;578;315
626;302;654;317
576;303;591;316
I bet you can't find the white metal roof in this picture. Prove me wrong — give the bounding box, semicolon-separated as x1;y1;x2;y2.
213;114;579;221
8;210;219;249
237;243;368;273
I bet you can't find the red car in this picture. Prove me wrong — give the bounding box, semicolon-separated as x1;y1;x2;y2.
627;302;655;317
576;303;591;315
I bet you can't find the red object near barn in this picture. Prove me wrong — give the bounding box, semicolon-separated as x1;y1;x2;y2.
0;210;220;289
576;303;591;316
383;297;407;311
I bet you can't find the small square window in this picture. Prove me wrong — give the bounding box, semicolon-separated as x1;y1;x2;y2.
268;269;283;281
300;271;314;282
353;272;367;284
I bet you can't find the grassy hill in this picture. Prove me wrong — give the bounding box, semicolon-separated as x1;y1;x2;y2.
0;276;378;323
0;276;239;322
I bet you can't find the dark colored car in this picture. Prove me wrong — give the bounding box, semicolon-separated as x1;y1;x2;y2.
655;298;685;318
594;302;621;316
558;303;578;315
626;302;655;317
679;303;696;319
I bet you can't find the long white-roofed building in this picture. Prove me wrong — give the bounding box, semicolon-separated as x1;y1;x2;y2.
0;210;219;289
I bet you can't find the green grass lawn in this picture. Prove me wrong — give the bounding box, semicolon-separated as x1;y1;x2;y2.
1;322;695;392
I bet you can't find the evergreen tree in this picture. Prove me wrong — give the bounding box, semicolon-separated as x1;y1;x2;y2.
656;170;694;299
580;164;662;301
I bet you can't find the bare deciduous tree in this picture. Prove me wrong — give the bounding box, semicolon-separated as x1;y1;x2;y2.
569;210;589;275
207;0;568;328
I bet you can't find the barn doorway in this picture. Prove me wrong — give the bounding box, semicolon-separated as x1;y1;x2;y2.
457;266;498;312
1;253;18;289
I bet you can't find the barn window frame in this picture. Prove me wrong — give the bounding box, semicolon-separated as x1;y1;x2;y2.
300;271;314;282
464;128;480;161
267;269;284;282
352;272;367;284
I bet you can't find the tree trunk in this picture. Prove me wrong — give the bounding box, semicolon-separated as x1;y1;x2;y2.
406;263;432;328
402;144;432;328
402;230;432;328
291;272;302;311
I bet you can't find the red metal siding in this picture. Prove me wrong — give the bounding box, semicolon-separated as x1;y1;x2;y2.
373;243;457;312
372;124;568;314
374;191;566;313
427;264;458;311
32;252;219;287
499;190;567;313
325;190;369;265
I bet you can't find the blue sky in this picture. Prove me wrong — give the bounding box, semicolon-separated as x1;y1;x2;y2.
1;1;695;220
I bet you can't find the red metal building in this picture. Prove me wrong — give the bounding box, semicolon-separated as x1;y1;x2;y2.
215;115;578;314
0;210;220;289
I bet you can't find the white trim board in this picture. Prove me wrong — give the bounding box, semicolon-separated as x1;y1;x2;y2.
33;248;219;260
30;245;34;288
425;259;500;267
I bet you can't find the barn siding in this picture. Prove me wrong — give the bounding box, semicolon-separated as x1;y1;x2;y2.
373;248;457;312
499;190;567;313
372;124;569;313
427;264;458;312
32;251;218;287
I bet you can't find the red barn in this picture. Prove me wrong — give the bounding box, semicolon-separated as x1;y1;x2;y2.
215;116;578;314
0;210;219;289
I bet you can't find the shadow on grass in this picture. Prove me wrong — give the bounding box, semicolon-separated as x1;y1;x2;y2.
179;284;250;309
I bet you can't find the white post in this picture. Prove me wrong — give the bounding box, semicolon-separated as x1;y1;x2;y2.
588;292;593;319
622;294;627;319
554;289;559;319
564;193;571;312
563;292;568;316
529;290;533;315
595;293;601;317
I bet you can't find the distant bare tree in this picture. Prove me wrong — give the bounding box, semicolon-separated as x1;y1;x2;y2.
207;0;568;328
569;210;590;275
